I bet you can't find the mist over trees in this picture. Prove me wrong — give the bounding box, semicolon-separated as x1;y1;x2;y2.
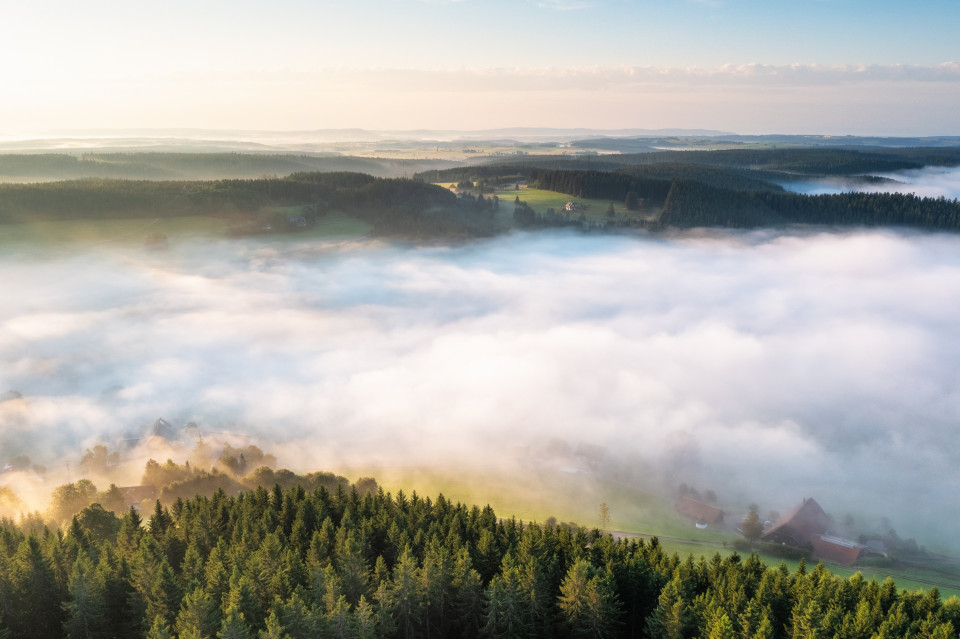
2;478;959;639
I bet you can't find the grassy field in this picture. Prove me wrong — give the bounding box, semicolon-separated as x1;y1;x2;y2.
337;463;960;598
494;187;661;223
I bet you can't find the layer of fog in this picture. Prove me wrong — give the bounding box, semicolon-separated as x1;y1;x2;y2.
3;228;960;548
782;165;960;200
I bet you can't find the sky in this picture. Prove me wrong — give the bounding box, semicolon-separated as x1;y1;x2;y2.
3;0;960;136
3;224;960;548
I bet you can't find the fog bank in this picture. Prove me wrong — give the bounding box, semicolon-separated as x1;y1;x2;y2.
2;229;959;547
782;165;960;199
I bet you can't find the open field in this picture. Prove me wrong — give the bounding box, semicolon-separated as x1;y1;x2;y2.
338;463;960;598
493;186;661;223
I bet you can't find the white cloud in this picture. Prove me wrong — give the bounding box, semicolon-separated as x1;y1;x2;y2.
3;224;960;546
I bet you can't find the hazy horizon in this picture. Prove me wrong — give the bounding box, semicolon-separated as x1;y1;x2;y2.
4;0;960;135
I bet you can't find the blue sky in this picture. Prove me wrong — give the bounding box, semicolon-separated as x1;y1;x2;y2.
2;0;959;135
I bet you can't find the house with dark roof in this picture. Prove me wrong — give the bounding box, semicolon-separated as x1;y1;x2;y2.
675;496;725;525
761;497;831;546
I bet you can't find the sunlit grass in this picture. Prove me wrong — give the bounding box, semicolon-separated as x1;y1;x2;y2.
492;187;661;223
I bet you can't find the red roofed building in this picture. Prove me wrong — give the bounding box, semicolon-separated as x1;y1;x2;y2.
762;498;831;547
811;535;865;566
675;496;725;525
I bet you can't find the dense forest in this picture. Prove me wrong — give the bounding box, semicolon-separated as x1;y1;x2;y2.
2;147;960;236
1;470;958;639
0;153;454;181
658;181;960;230
420;148;960;232
0;172;500;238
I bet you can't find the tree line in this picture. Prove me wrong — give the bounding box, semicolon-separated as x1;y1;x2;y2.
2;476;958;638
0;172;499;238
659;179;960;230
0;153;451;181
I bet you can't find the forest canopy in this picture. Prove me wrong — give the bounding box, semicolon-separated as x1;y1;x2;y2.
1;475;957;639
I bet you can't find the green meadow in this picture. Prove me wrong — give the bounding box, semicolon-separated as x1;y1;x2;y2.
493;186;662;223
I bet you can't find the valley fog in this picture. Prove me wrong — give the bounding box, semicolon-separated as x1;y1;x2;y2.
2;228;959;548
783;165;960;199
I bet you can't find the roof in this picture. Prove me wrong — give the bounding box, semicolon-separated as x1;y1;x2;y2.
812;535;864;565
675;496;724;524
761;498;831;546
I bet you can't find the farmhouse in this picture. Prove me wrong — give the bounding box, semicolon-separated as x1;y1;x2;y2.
762;497;831;546
811;535;865;566
761;497;866;565
675;496;724;525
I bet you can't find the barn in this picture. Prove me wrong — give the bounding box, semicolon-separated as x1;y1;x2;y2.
675;496;725;525
811;535;865;566
761;497;831;546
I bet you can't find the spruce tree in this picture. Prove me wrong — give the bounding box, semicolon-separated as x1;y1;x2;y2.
175;587;221;639
63;554;107;639
218;604;253;639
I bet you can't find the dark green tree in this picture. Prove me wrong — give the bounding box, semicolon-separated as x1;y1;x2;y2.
218;604;253;639
8;536;63;639
175;587;220;639
63;554;107;639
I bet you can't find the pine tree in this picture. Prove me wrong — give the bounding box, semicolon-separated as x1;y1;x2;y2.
145;615;174;639
707;613;736;639
8;536;63;639
482;554;530;639
646;573;692;639
337;532;371;607
224;573;262;631
388;546;421;639
274;590;323;639
353;595;378;639
328;595;351;639
452;546;484;639
218;604;253;639
420;540;454;639
258;611;291;639
116;507;143;559
558;560;622;639
175;587;221;639
63;554;107;639
145;558;182;629
204;539;232;606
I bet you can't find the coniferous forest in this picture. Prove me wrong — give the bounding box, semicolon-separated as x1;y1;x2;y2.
1;146;959;237
1;475;958;639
